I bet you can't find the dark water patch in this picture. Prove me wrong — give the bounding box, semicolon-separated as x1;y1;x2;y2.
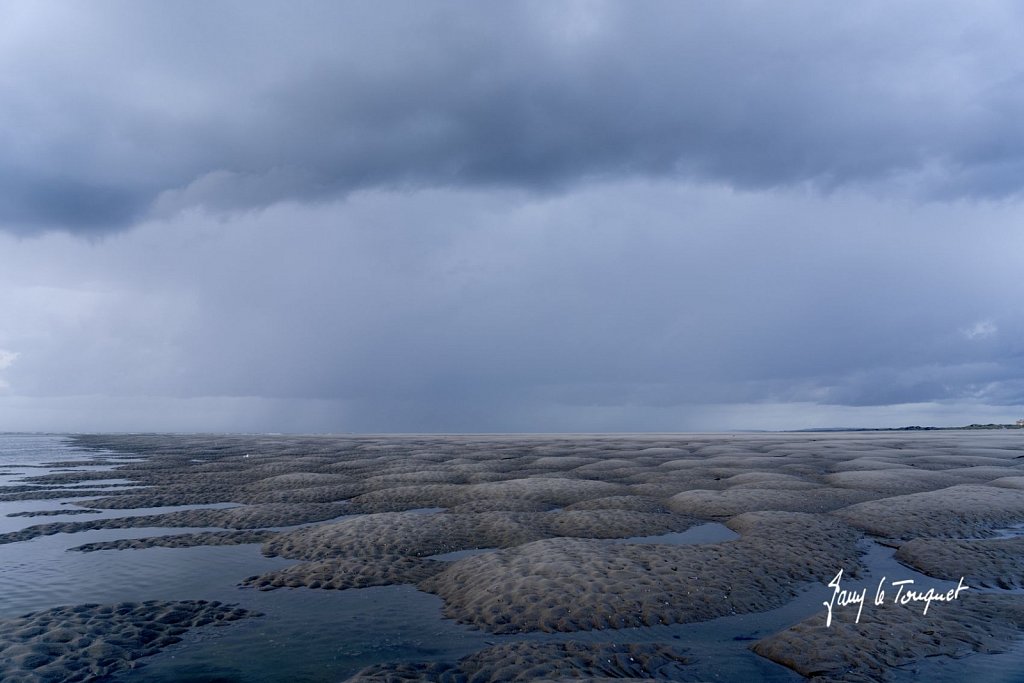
0;528;296;618
889;637;1024;683
120;581;796;682
109;585;494;683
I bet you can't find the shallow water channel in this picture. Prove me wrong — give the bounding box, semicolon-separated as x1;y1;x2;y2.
3;434;1023;682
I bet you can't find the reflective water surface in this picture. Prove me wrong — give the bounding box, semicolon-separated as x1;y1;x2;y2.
2;433;1023;682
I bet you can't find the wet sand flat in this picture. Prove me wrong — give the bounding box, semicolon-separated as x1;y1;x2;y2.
2;431;1024;681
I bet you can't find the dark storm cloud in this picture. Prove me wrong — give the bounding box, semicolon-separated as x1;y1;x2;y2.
3;2;1024;433
0;172;146;230
3;1;1024;233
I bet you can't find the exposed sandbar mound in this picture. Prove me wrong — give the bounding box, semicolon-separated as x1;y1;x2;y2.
420;511;862;634
833;484;1024;540
570;459;646;478
752;594;1024;682
262;511;546;561
531;455;599;469
563;495;670;513
262;508;697;566
720;472;817;490
243;484;366;505
829;457;911;472
41;458;133;468
347;484;470;512
634;446;688;456
0;489;132;502
242;472;353;491
344;641;695;682
363;469;471;487
236;462;649;513
467;477;627;506
945;465;1024;481
542;509;694;539
56;432;1019;531
667;487;869;517
991;476;1024;489
656;457;710;470
626;474;726;501
241;555;443;591
0;600;255;683
69;529;278;552
909;454;1019;469
237;473;366;505
79;490;230;509
7;508;102;518
19;470;139;485
0;485;56;495
448;498;554;513
894;537;1024;588
248;506;697;593
823;469;964;495
0;503;348;545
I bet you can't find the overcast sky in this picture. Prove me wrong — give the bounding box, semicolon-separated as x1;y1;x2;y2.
2;1;1023;432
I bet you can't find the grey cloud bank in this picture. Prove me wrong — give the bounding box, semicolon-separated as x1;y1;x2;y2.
1;2;1023;432
2;182;1022;431
3;2;1024;233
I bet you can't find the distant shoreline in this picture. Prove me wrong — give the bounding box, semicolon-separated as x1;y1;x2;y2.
798;423;1024;432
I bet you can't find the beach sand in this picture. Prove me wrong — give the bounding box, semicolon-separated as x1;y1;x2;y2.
0;601;255;683
2;431;1024;681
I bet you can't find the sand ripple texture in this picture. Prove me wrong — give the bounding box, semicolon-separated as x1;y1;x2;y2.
894;536;1024;588
5;431;1021;680
420;511;863;633
833;484;1024;540
344;641;695;682
0;502;348;545
0;600;255;683
752;593;1024;682
242;554;445;590
7;508;102;517
68;529;279;553
245;508;695;591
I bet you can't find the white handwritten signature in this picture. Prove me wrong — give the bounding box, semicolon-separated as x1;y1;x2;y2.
823;569;971;627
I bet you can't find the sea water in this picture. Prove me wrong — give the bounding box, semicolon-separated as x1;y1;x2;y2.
2;433;1021;682
0;434;799;681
